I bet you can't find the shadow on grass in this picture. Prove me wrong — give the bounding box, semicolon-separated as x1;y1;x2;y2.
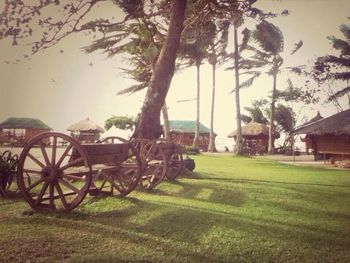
10;191;350;262
148;178;246;207
3;155;350;262
194;173;350;188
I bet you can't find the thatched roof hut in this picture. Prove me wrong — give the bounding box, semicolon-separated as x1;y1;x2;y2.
293;109;350;135
67;117;104;143
228;122;279;155
228;122;278;138
292;109;350;160
0;117;52;130
0;117;52;146
67;117;104;133
301;111;323;126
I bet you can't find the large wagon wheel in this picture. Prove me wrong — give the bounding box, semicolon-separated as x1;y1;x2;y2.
94;136;142;196
132;139;167;190
165;145;184;181
17;132;92;212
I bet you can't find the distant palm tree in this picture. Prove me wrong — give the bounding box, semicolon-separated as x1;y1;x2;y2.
179;21;216;148
248;21;285;154
207;21;229;152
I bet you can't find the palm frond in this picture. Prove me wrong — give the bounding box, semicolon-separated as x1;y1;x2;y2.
239;72;261;89
245;45;272;62
327;86;350;102
290;40;303;55
321;55;350;67
286;66;305;75
327;36;350;56
241;114;252;124
116;83;148;96
339;24;350;42
239;28;251;52
177;98;197;103
252;21;284;54
286;78;293;90
332;71;350;81
240;59;267;70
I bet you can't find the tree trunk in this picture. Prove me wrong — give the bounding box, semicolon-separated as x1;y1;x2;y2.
268;72;277;154
208;63;217;152
193;62;201;148
132;0;186;139
162;102;170;141
233;25;243;155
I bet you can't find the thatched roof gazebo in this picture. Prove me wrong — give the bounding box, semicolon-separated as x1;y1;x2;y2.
293;109;350;135
228;122;278;155
292;109;350;160
228;122;270;139
67;117;104;143
0;117;52;146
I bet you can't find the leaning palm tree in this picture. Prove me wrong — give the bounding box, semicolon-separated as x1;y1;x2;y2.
86;20;173;139
248;20;285;154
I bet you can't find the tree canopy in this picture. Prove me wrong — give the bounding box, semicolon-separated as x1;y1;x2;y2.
311;22;350;107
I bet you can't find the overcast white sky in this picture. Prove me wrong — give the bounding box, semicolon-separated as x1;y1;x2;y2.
0;0;349;148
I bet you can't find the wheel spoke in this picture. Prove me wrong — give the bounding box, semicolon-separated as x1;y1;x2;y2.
59;157;84;171
55;143;73;168
55;182;69;210
25;178;44;193
51;136;57;166
115;175;127;189
144;145;154;160
39;140;50;166
111;179;124;191
27;152;46;169
61;173;87;181
98;178;108;191
23;169;42;175
58;178;80;194
49;183;55;207
35;182;49;205
121;167;137;177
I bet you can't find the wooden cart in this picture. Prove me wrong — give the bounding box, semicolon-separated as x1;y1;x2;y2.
17;132;142;212
98;137;184;190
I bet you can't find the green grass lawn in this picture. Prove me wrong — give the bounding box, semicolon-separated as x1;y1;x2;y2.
1;154;350;262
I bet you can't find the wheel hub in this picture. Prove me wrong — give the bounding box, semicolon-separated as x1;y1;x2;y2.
41;166;60;183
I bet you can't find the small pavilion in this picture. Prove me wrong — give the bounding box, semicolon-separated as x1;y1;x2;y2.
228;122;278;155
67;117;104;143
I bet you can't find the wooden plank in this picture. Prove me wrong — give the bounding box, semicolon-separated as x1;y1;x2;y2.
41;190;76;201
75;143;130;165
81;143;129;155
65;164;120;175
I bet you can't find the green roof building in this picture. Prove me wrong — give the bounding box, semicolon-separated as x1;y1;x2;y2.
166;120;215;151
